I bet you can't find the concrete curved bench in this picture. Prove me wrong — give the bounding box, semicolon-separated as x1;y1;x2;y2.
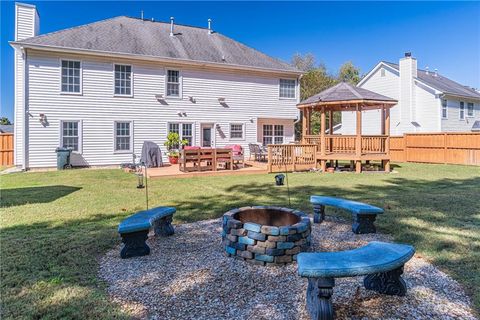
310;195;384;234
118;206;176;259
297;241;415;320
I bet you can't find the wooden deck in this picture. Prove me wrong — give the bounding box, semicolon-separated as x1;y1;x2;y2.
145;160;268;179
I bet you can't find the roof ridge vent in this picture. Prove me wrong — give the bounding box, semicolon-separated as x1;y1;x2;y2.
425;66;429;75
170;17;174;36
208;18;212;35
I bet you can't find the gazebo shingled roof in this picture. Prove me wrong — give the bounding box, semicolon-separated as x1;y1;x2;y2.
298;82;397;108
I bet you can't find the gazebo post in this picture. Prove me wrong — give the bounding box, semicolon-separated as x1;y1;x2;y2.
328;110;334;168
355;104;362;173
302;108;307;143
320;106;326;172
383;105;391;172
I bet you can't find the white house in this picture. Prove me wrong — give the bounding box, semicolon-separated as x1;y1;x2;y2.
340;53;480;135
11;3;302;169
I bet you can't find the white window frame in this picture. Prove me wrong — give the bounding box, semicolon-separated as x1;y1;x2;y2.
459;101;465;120
60;59;82;95
167;122;195;147
113;64;133;97
59;120;82;154
279;78;296;100
113;121;134;153
262;124;284;146
229;123;245;140
165;69;182;99
467;102;475;117
441;99;448;119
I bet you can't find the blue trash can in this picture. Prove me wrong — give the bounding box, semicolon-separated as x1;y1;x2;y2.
55;147;72;170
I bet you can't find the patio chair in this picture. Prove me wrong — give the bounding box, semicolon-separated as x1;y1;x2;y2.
225;145;245;169
252;144;268;162
215;148;233;171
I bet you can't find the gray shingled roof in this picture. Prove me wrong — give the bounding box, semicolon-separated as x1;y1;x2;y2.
0;125;14;133
299;82;397;105
15;16;299;73
383;62;480;100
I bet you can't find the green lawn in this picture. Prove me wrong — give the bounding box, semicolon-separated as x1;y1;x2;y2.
1;163;479;319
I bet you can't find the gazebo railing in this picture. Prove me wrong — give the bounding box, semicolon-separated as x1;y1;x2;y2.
361;135;387;154
326;135;356;154
302;134;388;155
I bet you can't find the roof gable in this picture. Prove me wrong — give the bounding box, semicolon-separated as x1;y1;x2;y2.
15;16;299;73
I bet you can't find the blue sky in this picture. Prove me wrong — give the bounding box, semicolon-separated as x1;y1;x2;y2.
1;1;479;121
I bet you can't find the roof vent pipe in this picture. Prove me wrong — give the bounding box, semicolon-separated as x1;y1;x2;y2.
405;52;412;58
425;66;429;75
434;68;438;77
170;17;174;36
208;18;212;34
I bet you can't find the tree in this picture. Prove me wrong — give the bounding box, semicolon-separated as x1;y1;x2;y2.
291;53;317;72
338;61;361;85
0;117;11;125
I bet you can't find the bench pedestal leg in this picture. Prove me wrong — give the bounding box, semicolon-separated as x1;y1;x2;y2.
364;266;407;296
313;205;325;224
154;215;175;237
306;277;335;320
352;213;377;234
120;230;150;259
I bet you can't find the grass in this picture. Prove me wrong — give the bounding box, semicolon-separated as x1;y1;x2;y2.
1;163;479;318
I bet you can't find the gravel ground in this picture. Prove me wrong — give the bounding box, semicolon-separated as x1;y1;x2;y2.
99;217;477;320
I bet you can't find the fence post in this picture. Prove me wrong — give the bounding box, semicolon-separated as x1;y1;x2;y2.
444;133;448;164
267;146;272;173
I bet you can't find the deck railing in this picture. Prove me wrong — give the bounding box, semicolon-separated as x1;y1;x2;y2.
303;134;388;155
267;144;317;173
326;135;356;154
361;135;387;154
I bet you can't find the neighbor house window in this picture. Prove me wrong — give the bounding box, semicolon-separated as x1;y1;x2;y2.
442;99;448;119
467;102;474;117
168;123;193;147
61;120;81;152
263;124;284;145
279;79;296;98
166;70;180;97
230;123;244;139
61;60;81;93
114;121;132;152
459;101;465;120
114;64;132;96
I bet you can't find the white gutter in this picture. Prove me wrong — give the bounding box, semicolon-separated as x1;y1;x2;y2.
9;42;303;77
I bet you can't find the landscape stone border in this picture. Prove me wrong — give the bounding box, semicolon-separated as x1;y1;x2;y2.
222;206;312;266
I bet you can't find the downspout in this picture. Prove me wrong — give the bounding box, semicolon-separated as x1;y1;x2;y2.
294;74;303;124
22;47;28;170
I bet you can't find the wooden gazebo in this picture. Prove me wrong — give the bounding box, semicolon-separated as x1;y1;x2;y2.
297;82;397;173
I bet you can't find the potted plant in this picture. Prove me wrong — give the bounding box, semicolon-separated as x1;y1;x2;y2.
164;132;187;164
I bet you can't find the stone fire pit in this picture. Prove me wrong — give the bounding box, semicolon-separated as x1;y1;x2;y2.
222;206;311;266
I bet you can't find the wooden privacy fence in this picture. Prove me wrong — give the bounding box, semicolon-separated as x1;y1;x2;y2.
390;133;480;165
0;133;14;166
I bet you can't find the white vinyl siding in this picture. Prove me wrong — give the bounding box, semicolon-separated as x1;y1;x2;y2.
61;60;81;93
114;121;133;152
23;51;298;168
279;79;296;99
229;123;244;140
114;64;132;96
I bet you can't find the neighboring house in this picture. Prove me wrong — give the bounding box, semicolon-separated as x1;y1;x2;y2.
340;53;480;135
0;125;14;134
11;3;301;169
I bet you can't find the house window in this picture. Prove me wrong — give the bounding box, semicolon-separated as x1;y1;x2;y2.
61;121;80;152
230;123;244;139
441;99;448;119
279;79;296;99
61;60;81;93
114;64;132;96
263;124;284;145
467;102;474;117
166;70;180;97
459;101;465;120
380;68;386;77
114;121;132;152
168;123;193;147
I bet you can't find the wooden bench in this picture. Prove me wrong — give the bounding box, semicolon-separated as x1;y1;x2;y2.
118;206;176;259
297;241;415;320
310;196;384;234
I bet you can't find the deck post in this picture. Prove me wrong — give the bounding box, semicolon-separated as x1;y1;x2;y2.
329;110;334;167
267;146;272;173
355;104;362;173
320;106;326;172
